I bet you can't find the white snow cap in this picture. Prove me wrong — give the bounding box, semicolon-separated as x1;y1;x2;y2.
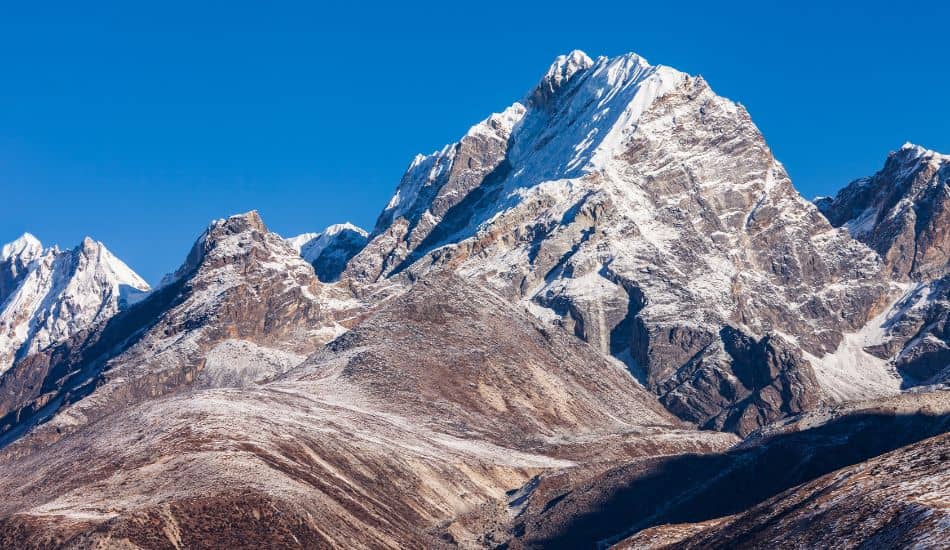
898;142;950;163
323;222;367;238
287;222;368;264
532;50;595;106
0;234;150;374
85;238;151;292
543;50;594;88
1;233;42;261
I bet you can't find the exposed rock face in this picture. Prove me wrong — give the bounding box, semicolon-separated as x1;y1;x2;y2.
345;51;887;434
864;275;950;385
817;144;950;388
345;100;524;283
659;328;823;435
0;211;353;447
287;222;368;282
0;234;149;374
817;143;950;281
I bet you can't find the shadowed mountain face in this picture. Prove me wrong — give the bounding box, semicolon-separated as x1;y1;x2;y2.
0;51;947;549
505;393;950;549
616;431;950;549
667;433;949;549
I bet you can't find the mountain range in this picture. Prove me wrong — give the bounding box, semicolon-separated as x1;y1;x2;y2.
0;50;946;549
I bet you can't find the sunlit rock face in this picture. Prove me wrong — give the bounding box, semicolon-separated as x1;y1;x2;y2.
347;51;888;435
818;143;950;386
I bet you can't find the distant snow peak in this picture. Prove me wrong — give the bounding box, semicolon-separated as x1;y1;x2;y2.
325;222;367;238
1;233;42;262
0;233;150;373
288;222;368;282
286;232;320;253
210;210;267;236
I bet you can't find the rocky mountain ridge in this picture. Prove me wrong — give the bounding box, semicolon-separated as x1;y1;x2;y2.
817;143;950;387
0;211;355;449
346;49;892;435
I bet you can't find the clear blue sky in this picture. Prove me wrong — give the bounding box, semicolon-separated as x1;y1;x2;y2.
2;1;947;284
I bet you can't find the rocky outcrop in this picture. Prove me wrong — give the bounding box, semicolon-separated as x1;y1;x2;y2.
344;101;524;283
817;144;950;388
817;143;950;281
866;275;950;385
657;328;823;435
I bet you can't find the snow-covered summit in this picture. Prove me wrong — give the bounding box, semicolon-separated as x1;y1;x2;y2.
531;49;595;107
348;50;691;282
345;50;889;434
817;143;949;281
288;222;368;282
1;233;42;263
899;142;950;163
0;233;45;306
0;234;150;374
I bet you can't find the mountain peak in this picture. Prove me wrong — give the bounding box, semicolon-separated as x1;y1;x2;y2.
162;210;274;286
79;236;100;254
896;142;949;164
210;210;267;236
288;222;369;282
548;49;594;76
1;233;42;261
0;234;149;372
323;222;367;238
531;50;595;107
